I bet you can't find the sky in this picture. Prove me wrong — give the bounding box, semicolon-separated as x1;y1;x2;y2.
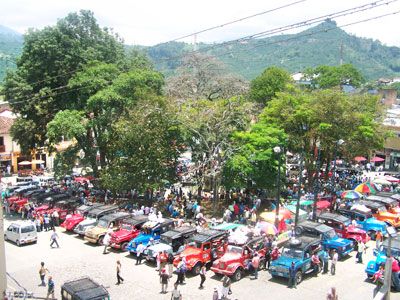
0;0;400;47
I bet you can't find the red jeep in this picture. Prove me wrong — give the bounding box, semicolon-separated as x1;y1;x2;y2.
61;203;104;231
46;200;78;221
173;230;227;275
211;236;267;281
109;215;148;251
317;212;370;244
10;198;30;212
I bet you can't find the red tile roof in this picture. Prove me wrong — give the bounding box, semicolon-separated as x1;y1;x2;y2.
0;116;14;135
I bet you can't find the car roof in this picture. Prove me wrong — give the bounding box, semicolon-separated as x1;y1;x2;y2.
390;194;400;201
161;227;197;239
286;235;321;250
122;215;148;226
382;236;400;250
11;221;35;227
357;200;385;210
99;212;130;222
62;277;109;299
318;212;350;223
366;195;397;206
88;205;118;215
190;229;226;243
298;221;333;233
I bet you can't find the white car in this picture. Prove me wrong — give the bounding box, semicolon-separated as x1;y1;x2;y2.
4;221;37;246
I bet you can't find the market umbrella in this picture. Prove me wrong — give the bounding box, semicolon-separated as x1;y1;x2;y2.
384;175;400;183
354;156;367;162
255;221;278;235
341;190;363;200
18;161;32;166
373;178;391;185
370;157;385;162
316;200;331;210
355;182;378;194
272;208;293;219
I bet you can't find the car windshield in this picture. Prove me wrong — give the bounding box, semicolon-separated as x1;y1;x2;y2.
325;229;337;239
282;248;303;259
343;220;351;226
160;236;171;244
21;225;35;233
121;224;132;231
227;245;243;254
378;206;387;212
97;220;109;228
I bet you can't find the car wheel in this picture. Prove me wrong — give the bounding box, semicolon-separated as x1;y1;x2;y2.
16;240;21;247
121;242;128;251
295;271;303;284
294;226;303;236
368;231;376;241
193;263;202;275
233;269;242;282
4;234;8;241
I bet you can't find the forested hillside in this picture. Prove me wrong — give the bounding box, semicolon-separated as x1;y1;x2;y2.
0;25;22;82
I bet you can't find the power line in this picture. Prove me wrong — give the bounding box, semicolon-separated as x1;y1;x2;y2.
164;0;307;43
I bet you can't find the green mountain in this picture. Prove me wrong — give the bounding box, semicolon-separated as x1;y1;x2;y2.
0;25;23;82
1;20;400;82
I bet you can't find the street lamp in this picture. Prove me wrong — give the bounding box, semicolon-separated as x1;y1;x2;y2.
295;152;303;227
274;146;282;230
312;141;321;221
330;139;345;196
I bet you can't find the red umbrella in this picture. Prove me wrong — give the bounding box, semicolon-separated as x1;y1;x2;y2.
370;157;385;162
354;156;367;162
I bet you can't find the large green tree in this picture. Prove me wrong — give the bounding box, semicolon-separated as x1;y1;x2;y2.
3;10;125;152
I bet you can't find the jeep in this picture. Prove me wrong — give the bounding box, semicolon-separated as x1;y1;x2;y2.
84;212;130;244
367;195;400;215
109;215;148;251
61;203;104;231
73;205;118;236
357;200;400;228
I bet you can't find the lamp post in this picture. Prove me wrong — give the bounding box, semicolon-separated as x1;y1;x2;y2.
274;146;282;230
330;139;345;196
295;152;303;227
381;226;397;300
312;142;321;221
0;184;7;297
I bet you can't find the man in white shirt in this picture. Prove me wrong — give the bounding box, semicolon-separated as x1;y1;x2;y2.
136;242;146;265
50;229;59;248
331;249;338;275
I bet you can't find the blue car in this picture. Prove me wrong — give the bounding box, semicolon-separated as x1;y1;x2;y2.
366;236;400;278
270;236;326;285
338;208;388;240
126;219;175;255
295;221;354;257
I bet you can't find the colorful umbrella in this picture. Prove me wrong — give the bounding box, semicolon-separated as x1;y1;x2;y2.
316;200;331;210
256;221;278;235
354;156;367;162
272;208;293;219
355;182;378;194
341;190;363;200
370;157;385;162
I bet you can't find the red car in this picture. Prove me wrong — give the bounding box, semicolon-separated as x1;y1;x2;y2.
317;212;370;244
46;200;78;221
211;236;267;281
173;230;227;275
109;215;148;251
61;203;104;231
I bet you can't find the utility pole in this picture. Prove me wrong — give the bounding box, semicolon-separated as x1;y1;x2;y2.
339;42;344;66
0;184;7;298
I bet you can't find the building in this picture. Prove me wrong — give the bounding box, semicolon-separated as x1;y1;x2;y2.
0;115;21;173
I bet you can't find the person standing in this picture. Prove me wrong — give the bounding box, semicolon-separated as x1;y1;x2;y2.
103;232;111;254
252;253;260;279
322;250;329;274
167;252;174;278
311;252;320;276
221;275;232;299
159;268;169;294
171;283;182;300
357;240;365;263
38;262;49;286
375;231;383;250
175;259;185;285
136;242;145;265
331;249;338;275
116;260;124;285
288;261;297;289
43;213;50;231
50;229;59;248
199;265;206;289
156;251;162;271
45;276;55;300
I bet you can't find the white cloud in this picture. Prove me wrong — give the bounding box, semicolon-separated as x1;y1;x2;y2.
0;0;399;46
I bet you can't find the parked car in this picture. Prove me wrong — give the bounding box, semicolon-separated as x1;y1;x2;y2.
47;199;79;221
74;205;118;236
126;219;175;255
269;236;325;284
295;220;354;257
366;195;400;215
109;215;148;251
4;221;37;246
211;236;266;281
338;206;388;240
173;229;227;275
84;212;130;245
61;203;104;231
145;226;197;262
61;277;110;300
357;200;400;228
317;212;370;244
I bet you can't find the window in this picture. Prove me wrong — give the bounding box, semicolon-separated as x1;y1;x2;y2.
0;136;4;145
21;226;35;233
13;227;19;233
203;243;211;251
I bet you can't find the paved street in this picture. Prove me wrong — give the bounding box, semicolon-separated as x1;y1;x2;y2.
3;217;393;300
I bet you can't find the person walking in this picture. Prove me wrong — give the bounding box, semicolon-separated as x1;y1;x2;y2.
167;252;174;278
221;275;232;299
159;268;169;294
175;259;186;285
322;250;329;274
288;261;297;289
199;265;206;289
38;262;49;286
136;242;145;265
375;231;383;250
357;240;365;263
50;229;59;248
252;253;260;279
311;252;320;276
43;213;50;231
171;283;182;300
331;249;338;275
103;231;111;254
116;260;124;285
45;276;55;300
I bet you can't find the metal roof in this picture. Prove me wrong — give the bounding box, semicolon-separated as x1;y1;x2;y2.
318;212;350;224
121;215;148;226
287;235;321;250
382;236;400;250
99;212;130;222
297;221;332;234
62;277;109;300
357;200;385;210
190;229;226;243
161;227;197;240
88;205;118;216
366;196;397;206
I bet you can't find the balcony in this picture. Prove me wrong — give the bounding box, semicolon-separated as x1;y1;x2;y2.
0;145;5;152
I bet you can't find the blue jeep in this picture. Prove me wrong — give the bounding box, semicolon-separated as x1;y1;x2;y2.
270;236;326;284
126;219;175;255
365;236;400;278
338;208;388;240
295;221;354;257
